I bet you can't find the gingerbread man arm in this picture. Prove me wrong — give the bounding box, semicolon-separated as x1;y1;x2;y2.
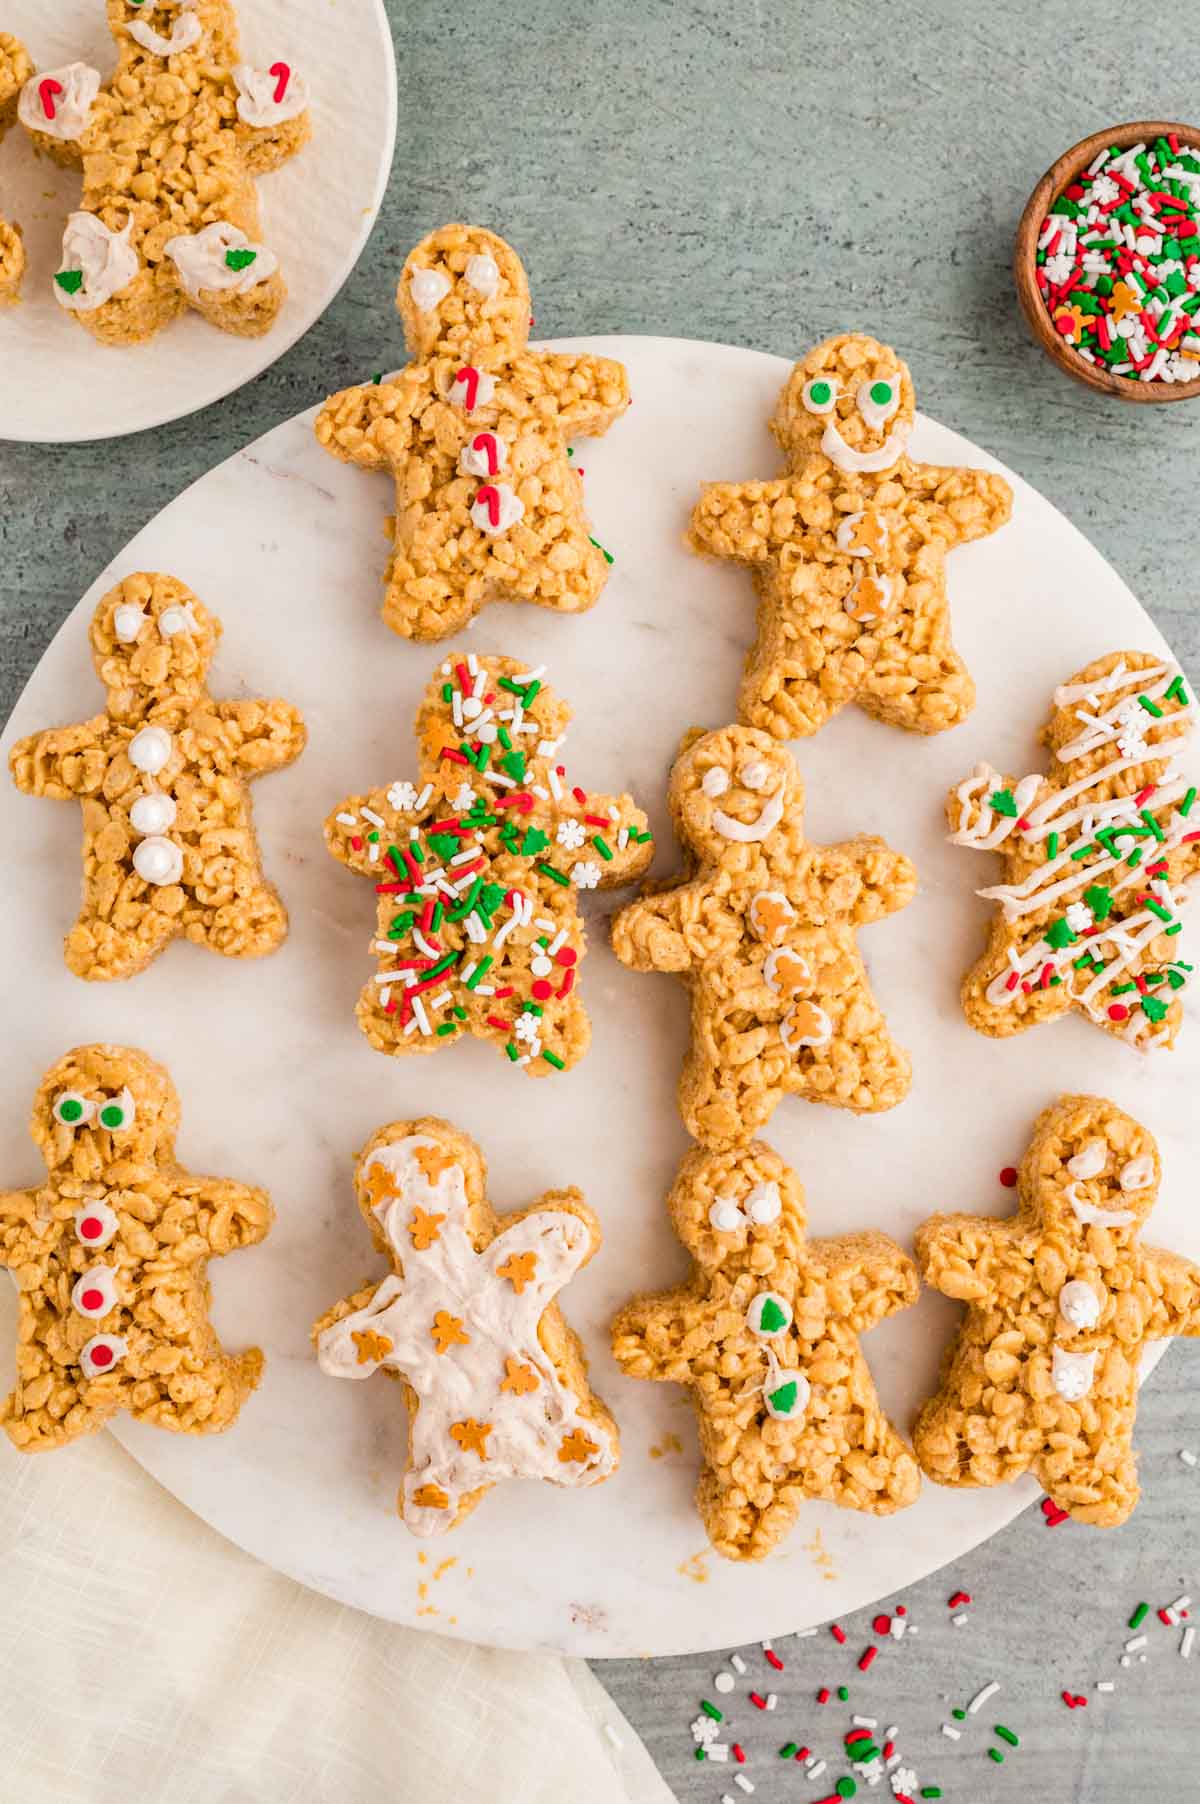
0;1189;41;1268
9;719;111;799
945;763;1028;850
904;462;1013;548
610;1285;710;1382
817;1232;920;1333
325;788;420;876
807;837;918;925
521;350;630;437
215;698;307;776
571;791;653;887
314;373;422;471
610;885;692;972
689;479;800;565
182;1175;274;1252
915;1214;1008;1302
1140;1247;1200;1338
237;83;312;178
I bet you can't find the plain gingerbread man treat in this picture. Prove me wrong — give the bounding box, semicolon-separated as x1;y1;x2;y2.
10;571;306;981
949;650;1198;1052
17;0;310;344
611;1141;919;1560
689;333;1013;739
313;1117;619;1536
0;33;31;305
1;1043;272;1452
610;724;914;1149
315;223;630;641
326;650;652;1075
914;1094;1200;1527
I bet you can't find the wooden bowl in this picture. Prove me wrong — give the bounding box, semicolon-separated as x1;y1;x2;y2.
1014;120;1200;403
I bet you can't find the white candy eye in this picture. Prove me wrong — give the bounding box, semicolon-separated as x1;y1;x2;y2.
97;1088;136;1133
158;604;197;638
54;1090;95;1128
738;760;771;792
701;766;730;798
745;1181;782;1225
802;376;839;414
708;1198;744;1233
857;376;901;428
79;1333;127;1378
409;267;450;312
465;253;499;297
113;604;147;643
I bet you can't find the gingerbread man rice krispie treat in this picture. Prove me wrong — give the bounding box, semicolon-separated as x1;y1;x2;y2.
612;1141;919;1560
0;33;31;305
314;1118;619;1536
689;333;1013;738
10;572;306;981
915;1094;1200;1527
1;1044;272;1453
326;650;652;1075
315;223;630;640
610;724;915;1148
16;0;310;344
949;651;1198;1052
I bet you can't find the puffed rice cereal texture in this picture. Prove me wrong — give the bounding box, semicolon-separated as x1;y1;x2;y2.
0;33;32;304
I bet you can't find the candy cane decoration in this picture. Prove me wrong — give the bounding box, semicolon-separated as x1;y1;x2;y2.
453;366;482;411
39;78;63;120
269;61;291;104
475;484;502;528
471;432;500;474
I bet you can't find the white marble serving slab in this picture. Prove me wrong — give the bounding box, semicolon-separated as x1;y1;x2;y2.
0;337;1196;1656
0;0;396;442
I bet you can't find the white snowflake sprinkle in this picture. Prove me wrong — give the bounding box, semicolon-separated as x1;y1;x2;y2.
556;818;587;851
514;1010;542;1045
1065;901;1094;933
571;860;602;890
891;1769;918;1796
387;780;419;812
453;783;477;811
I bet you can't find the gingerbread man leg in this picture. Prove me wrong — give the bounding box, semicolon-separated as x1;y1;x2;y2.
65;906;179;983
1034;1436;1140;1527
740;579;858;740
200;884;289;961
857;631;976;735
129;1347;265;1434
696;1452;806;1561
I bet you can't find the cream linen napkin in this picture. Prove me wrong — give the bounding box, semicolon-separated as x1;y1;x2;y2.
0;1433;672;1804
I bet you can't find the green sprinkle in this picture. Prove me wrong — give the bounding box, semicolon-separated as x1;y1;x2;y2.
694;1748;706;1762
701;1701;722;1721
1138;693;1164;718
1045;917;1077;950
497;678;526;696
431;903;444;932
372;372;383;384
54;269;84;294
836;1782;857;1800
994;1724;1019;1746
1145;897;1173;923
225;247;257;271
452;1006;468;1020
525;1003;544;1018
588;534;615;565
388;847;405;878
497;727;512;751
1142;994;1169;1023
475;743;491;772
1084;884;1114;920
542;1048;566;1070
592;834;613;861
367;830;380;844
1140;809;1165;841
1164;674;1188;704
441;683;453;702
388;913;413;937
837;1686;849;1702
988;1748;1005;1765
1165;922;1184;936
501;750;527;782
538;862;570;886
427;833;460;860
1109;982;1138;995
1072;842;1099;861
779;1743;798;1760
952;1709;966;1721
423;952;460;982
523;679;541;705
989;788;1018;818
1047;831;1059;860
435;1022;457;1037
1126;848;1144;868
463;956;493;990
1181;787;1197;817
520;827;550;857
504;1042;519;1062
921;1792;943;1801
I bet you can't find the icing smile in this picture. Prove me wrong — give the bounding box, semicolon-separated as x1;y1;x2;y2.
821;416;910;475
713;788;784;843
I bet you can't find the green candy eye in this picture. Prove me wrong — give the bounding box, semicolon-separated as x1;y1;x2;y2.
54;1091;94;1128
98;1089;136;1132
802;377;839;415
856;376;901;427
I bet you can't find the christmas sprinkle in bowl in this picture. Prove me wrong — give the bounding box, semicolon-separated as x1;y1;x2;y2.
1014;121;1200;403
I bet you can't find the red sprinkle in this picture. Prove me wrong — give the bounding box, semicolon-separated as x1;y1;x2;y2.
830;1624;847;1644
486;1015;510;1032
858;1646;878;1672
948;1590;972;1608
895;1605;906;1616
1108;1004;1130;1022
795;1746;811;1762
764;1649;784;1671
350;835;364;851
732;1744;746;1763
999;1167;1018;1188
1042;1497;1069;1527
572;786;588;804
749;1692;767;1710
872;1614;891;1635
817;1687;831;1704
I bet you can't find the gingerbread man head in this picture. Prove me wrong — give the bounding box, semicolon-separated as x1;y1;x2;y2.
32;1042;180;1183
668;1141;807;1271
89;574;220;720
672;724;800;864
772;333;916;478
1033;1100;1161;1241
397;225;532;365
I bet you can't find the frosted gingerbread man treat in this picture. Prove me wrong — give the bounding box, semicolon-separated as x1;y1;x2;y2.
17;0;310;344
315;223;630;640
0;33;31;305
1;1043;272;1452
689;333;1012;738
610;724;914;1148
914;1094;1200;1526
10;572;306;981
612;1141;919;1560
949;651;1198;1052
326;650;652;1075
314;1118;619;1536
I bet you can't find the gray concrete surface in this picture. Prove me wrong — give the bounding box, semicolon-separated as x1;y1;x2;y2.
2;2;1198;1799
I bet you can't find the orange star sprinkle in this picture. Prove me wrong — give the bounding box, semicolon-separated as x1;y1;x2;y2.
500;1355;540;1396
431;1310;470;1355
409;1204;446;1250
559;1428;600;1464
497;1251;538;1294
450;1418;492;1459
351;1328;394;1364
412;1482;450;1509
414;1142;458;1185
363;1162;398;1208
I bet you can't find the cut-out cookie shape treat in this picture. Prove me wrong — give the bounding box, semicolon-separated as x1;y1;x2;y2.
10;571;306;981
612;1141;919;1560
326;651;652;1074
314;1118;619;1536
949;651;1198;1052
914;1094;1200;1526
689;333;1013;738
0;34;32;305
1;1043;272;1452
315;223;630;640
610;724;914;1148
17;0;310;345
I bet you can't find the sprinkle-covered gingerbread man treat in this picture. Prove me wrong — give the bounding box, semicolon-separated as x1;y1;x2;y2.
326;651;652;1074
315;223;630;641
10;572;306;981
612;1141;919;1560
1;1043;272;1452
0;34;31;306
314;1118;619;1536
689;333;1013;738
949;651;1198;1052
610;724;914;1148
914;1094;1200;1527
17;0;310;345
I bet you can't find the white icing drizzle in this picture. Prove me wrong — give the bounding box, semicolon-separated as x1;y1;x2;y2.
127;1;204;57
701;767;729;798
1058;1278;1101;1330
950;766;1042;851
410;267;451;311
232;62;309;128
128;727;172;774
1119;1154;1156;1192
316;1136;617;1534
18;63;101;141
1052;1345;1097;1401
739;759;771;791
469;482;524;536
821;417;910;474
55;213;138;313
133;835;184;886
1067;1140;1107;1181
165;222;278;297
1064;1182;1136;1229
713;789;784;843
465;253;500;296
1056;664;1186;762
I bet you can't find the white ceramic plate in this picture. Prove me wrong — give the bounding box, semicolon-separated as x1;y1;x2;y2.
0;0;396;442
0;337;1194;1656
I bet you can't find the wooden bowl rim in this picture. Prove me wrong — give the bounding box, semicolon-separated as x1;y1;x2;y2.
1013;119;1200;404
